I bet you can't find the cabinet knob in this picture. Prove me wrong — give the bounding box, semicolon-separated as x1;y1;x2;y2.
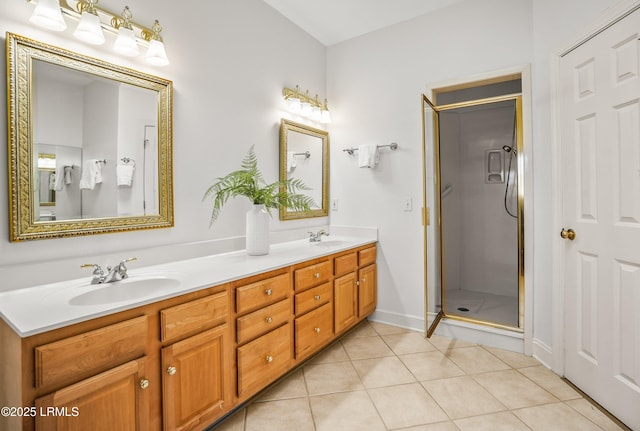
314;272;320;279
362;278;366;282
265;288;273;296
265;316;273;323
314;327;321;333
355;280;360;286
139;378;150;389
265;355;274;363
167;366;177;376
314;295;321;301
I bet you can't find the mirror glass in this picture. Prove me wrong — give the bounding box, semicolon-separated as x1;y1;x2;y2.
7;33;174;241
279;119;329;220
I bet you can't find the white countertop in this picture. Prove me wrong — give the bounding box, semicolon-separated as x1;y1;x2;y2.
0;235;376;337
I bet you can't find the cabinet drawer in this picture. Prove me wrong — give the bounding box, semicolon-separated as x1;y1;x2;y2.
236;273;290;315
236;298;290;345
295;282;331;316
359;246;377;267
237;324;291;397
295;302;333;359
294;261;332;291
35;316;147;389
160;291;228;343
334;253;357;277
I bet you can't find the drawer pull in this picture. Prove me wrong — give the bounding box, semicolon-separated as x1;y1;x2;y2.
314;272;320;279
355;280;360;286
265;288;273;296
265;316;273;323
362;278;366;282
314;327;321;333
139;378;150;389
314;295;321;301
167;366;177;376
265;355;274;363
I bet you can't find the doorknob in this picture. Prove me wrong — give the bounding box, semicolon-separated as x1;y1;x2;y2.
560;228;576;240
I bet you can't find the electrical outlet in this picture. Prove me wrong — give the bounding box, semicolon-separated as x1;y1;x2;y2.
403;197;413;212
331;198;339;211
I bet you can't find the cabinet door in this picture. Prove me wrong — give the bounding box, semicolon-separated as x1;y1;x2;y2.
162;325;230;431
334;272;358;334
35;358;150;431
358;264;377;318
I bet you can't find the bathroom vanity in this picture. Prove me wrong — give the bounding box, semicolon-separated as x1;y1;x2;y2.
0;237;377;431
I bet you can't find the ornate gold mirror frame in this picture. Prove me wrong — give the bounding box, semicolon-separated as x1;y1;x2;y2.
279;119;329;220
6;33;174;241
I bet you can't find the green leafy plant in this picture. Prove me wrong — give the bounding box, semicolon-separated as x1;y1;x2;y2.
203;145;315;225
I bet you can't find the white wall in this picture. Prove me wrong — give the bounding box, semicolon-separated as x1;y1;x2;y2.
0;0;327;287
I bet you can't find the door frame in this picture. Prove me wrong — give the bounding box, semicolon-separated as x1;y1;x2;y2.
423;64;534;354
550;0;640;375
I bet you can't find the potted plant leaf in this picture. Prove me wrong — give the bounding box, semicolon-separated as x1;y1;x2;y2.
203;145;315;255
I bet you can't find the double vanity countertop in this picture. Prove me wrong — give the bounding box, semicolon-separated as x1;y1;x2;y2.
0;235;376;338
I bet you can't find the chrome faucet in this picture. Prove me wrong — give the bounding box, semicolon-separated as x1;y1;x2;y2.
81;257;137;284
308;229;329;242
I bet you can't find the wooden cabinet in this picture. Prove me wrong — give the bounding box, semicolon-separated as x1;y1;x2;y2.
35;357;150;431
1;243;376;431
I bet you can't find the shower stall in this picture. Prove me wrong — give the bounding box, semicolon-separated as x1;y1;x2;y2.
423;77;523;334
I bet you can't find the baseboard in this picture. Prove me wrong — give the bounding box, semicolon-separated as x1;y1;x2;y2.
532;338;553;369
434;318;524;353
368;309;424;332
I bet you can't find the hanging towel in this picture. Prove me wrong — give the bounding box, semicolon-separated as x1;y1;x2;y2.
286;151;297;172
53;166;65;191
79;159;103;190
64;166;73;185
358;145;379;168
117;163;135;187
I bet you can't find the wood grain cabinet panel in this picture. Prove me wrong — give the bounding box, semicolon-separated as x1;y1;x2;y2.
294;282;331;316
295;303;333;360
160;291;228;343
294;261;331;291
358;264;377;317
35;357;150;431
236;298;290;345
334;253;357;277
359;246;377;267
334;272;358;334
236;273;290;315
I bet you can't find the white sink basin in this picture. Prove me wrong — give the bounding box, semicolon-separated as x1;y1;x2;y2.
310;240;352;248
69;276;181;306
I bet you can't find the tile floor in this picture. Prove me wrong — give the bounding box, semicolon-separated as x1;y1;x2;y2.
214;320;626;431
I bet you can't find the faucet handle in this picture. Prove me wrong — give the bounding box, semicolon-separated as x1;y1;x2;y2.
81;263;103;275
117;257;137;279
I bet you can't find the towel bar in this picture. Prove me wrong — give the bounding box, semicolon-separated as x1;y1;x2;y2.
343;142;398;156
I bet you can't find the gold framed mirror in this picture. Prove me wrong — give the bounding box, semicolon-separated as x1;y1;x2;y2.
279;119;329;220
7;33;174;241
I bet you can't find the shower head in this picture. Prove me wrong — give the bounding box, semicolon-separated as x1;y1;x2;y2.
502;145;516;155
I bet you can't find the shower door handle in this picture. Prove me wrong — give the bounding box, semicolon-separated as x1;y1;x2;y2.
560;228;576;241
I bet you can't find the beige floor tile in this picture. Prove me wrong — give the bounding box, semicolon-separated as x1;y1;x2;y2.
308;341;350;364
454;411;531;431
422;376;506;419
310;391;386;431
395;422;461;431
303;361;363;395
565;398;626;431
513;402;602;431
444;346;510;374
399;351;466;381
517;365;581;400
214;408;245;431
428;335;476;352
256;369;307;401
341;335;395;360
370;321;411;335
482;346;541;369
245;397;314;431
352;356;416;388
382;331;438;355
368;382;449;429
341;320;378;338
473;369;558;409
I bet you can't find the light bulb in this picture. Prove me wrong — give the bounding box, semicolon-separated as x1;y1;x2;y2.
74;9;105;45
29;0;67;31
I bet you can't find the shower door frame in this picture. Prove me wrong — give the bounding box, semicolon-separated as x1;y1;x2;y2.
423;79;527;337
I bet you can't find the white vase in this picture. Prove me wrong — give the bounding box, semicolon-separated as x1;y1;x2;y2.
246;204;270;255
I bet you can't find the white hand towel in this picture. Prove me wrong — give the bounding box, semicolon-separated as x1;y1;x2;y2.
287;151;297;172
53;167;65;191
79;159;103;190
358;145;379;168
64;165;72;185
117;164;135;187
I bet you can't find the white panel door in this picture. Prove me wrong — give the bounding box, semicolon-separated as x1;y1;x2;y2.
559;8;640;430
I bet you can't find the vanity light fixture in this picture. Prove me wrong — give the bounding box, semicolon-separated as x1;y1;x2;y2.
112;6;139;57
73;0;105;45
29;0;67;31
26;0;171;66
283;85;331;124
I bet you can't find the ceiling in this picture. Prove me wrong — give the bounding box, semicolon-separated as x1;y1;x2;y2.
263;0;465;46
